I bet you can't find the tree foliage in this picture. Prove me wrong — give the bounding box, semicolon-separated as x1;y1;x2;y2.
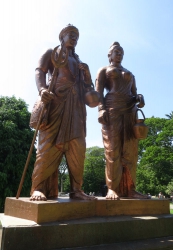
59;147;106;195
165;111;173;119
0;96;36;211
82;146;105;195
165;180;173;196
58;156;69;192
136;116;173;196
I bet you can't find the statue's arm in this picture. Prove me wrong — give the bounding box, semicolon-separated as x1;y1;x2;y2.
78;63;93;88
35;49;53;93
131;75;137;97
35;49;54;104
95;67;108;125
95;67;106;106
132;75;145;108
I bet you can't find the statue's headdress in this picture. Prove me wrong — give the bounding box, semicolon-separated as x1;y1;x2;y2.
108;42;123;55
59;24;79;42
109;42;121;49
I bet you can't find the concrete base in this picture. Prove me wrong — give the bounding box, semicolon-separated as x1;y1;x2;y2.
62;236;173;250
1;198;172;250
1;213;173;250
4;197;170;223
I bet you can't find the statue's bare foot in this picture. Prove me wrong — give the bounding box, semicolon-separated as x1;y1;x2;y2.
70;190;97;200
106;189;120;200
128;190;149;199
30;191;47;201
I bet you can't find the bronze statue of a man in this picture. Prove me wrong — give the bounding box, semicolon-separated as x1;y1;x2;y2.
95;42;148;200
30;24;96;201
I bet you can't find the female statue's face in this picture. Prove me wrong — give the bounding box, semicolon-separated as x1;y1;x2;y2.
111;47;124;64
63;31;78;48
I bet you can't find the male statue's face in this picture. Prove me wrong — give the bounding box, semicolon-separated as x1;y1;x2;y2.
62;31;78;48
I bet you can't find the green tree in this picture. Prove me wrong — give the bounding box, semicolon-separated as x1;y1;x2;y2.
58;156;68;192
58;148;106;195
165;111;173;119
136;116;173;196
0;96;36;211
165;180;173;196
62;173;70;193
83;146;105;195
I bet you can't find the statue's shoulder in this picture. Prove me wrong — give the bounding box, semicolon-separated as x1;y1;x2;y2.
39;48;53;60
97;66;108;75
96;66;108;82
37;48;53;72
122;66;133;75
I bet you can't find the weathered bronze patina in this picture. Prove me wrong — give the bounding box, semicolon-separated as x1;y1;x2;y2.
30;24;98;201
95;42;148;200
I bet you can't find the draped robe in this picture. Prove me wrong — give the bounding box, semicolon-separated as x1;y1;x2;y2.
30;49;89;198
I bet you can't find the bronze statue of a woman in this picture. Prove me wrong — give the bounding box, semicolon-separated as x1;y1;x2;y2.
95;42;148;199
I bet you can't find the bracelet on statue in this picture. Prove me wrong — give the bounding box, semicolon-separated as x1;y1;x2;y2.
39;87;46;96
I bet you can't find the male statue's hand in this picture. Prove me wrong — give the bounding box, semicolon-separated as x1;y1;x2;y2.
98;110;109;125
40;89;54;105
78;63;91;79
78;63;89;71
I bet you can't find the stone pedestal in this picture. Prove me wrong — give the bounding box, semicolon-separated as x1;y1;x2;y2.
4;197;170;223
1;213;173;250
1;197;172;250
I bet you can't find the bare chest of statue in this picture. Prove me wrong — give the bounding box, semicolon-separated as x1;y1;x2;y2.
57;55;79;82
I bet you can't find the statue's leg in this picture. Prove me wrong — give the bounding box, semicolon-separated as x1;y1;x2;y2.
122;113;148;199
30;144;63;201
122;137;138;188
102;124;123;199
30;98;65;201
65;136;96;200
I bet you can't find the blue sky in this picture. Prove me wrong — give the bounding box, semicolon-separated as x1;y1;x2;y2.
0;0;173;147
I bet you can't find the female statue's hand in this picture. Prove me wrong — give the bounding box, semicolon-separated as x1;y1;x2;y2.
137;94;145;108
40;89;54;105
98;110;109;125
